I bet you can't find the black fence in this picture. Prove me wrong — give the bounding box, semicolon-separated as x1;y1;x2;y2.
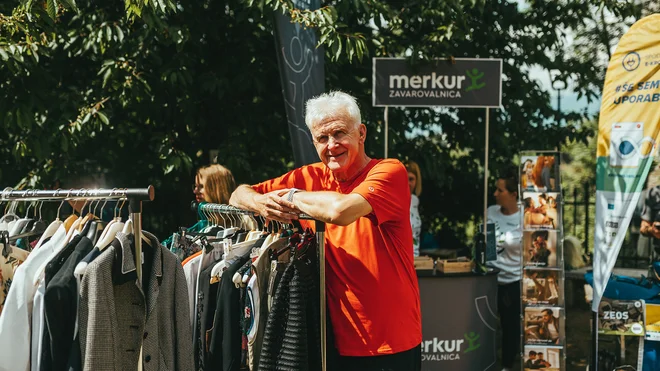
563;181;652;269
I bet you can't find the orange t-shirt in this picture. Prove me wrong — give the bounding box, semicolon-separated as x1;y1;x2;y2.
253;158;421;356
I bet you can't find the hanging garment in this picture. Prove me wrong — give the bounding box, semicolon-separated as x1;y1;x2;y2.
78;231;194;371
0;224;67;371
259;236;320;371
247;237;287;371
206;253;252;371
42;236;94;370
0;245;30;315
192;264;217;371
40;232;85;370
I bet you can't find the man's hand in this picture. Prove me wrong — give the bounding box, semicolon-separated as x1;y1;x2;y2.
652;223;660;239
641;219;660;239
253;189;300;223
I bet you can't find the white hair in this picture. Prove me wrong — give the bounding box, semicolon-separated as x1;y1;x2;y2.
304;91;361;131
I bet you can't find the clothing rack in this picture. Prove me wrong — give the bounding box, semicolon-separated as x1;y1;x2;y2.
1;186;155;371
195;202;327;371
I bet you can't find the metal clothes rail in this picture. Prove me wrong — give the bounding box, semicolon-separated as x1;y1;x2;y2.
195;202;327;371
1;186;155;370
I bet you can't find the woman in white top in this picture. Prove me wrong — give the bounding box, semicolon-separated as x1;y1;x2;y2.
485;169;522;371
405;161;423;257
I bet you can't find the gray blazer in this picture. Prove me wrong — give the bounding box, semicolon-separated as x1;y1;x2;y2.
78;231;194;371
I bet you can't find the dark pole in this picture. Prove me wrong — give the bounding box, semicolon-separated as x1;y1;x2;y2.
573;187;578;236
592;310;599;370
557;88;562;115
585;181;590;255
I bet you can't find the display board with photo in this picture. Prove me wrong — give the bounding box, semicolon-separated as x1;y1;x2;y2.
522;269;561;306
524;307;564;345
519;151;565;371
597;298;645;336
520;154;559;192
523;230;558;268
522;192;561;230
523;346;562;371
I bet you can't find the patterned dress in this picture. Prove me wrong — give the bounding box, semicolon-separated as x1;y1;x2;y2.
0;245;29;314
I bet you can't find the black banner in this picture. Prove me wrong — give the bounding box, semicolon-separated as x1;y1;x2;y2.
274;1;325;167
373;58;502;108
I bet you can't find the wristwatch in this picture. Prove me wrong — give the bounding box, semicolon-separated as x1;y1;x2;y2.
287;188;301;203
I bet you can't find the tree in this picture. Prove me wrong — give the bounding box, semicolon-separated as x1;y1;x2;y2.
0;0;643;240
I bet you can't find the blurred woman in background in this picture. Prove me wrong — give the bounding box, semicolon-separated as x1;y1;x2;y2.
405;161;423;257
193;164;236;204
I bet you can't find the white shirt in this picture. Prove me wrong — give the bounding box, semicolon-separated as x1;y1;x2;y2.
183;254;202;328
410;194;422;257
31;280;46;371
0;225;67;371
485;205;522;284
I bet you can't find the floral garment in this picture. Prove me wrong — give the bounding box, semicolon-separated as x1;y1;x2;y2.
0;245;29;315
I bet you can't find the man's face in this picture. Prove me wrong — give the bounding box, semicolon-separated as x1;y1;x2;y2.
311;119;365;174
538;354;544;360
542;312;551;322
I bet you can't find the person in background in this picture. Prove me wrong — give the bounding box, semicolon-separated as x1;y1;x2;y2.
527;308;560;344
229;91;421;371
485;169;522;371
524;350;538;369
405;160;423;257
193;164;237;204
534;352;551;368
163;164;237;248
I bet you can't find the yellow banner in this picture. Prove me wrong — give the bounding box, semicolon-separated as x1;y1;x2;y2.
597;15;660;159
593;14;660;312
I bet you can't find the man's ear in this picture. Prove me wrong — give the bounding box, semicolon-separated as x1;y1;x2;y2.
359;124;366;143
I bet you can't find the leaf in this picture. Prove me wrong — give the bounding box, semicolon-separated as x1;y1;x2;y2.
115;25;124;42
335;37;342;61
81;112;91;124
97;111;110;125
347;39;354;62
46;0;58;19
59;0;78;12
106;26;112;42
102;67;112;87
0;48;8;61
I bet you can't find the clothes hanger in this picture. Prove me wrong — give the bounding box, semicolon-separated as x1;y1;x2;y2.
35;194;65;249
9;193;33;237
3;197;20;232
65;192;87;243
97;197;126;250
9;201;48;243
86;199;106;243
96;194;122;244
77;192;96;233
62;189;79;233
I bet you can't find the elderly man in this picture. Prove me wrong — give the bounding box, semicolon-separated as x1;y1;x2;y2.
229;91;421;370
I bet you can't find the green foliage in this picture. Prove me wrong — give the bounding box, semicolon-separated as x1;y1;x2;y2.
0;0;643;241
560;119;596;252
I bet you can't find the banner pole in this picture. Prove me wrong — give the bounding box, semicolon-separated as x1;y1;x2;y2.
384;106;389;158
592;310;598;371
484;108;489;243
